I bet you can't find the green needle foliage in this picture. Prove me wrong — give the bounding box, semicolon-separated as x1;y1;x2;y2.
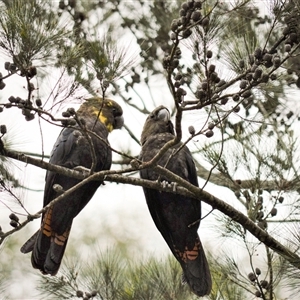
0;0;67;68
1;0;300;299
37;248;201;300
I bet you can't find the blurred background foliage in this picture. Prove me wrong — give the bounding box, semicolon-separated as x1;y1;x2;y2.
1;0;300;299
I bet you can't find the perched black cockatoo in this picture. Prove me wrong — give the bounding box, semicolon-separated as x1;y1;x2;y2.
21;97;124;275
139;106;212;297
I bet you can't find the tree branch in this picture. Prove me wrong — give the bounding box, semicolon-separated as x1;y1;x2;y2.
1;144;300;269
194;159;298;192
150;165;300;269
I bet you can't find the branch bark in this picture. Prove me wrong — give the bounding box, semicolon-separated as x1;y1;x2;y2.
1;146;300;269
194;159;298;192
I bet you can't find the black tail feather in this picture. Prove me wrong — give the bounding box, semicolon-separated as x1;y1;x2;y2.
31;229;52;274
44;231;69;275
20;231;39;254
21;221;71;276
30;228;70;276
181;242;212;297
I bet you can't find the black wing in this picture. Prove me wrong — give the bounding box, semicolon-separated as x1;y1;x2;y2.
140;107;212;297
22;121;111;275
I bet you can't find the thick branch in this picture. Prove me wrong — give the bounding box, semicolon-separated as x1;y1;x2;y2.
0;170;105;245
194;160;298;192
1;146;300;269
150;166;300;268
2;147;85;180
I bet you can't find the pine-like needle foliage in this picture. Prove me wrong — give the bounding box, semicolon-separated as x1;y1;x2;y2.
37;248;201;300
2;0;300;299
0;0;67;68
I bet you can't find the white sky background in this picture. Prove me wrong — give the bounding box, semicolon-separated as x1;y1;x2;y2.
0;1;299;299
0;58;222;299
0;66;270;299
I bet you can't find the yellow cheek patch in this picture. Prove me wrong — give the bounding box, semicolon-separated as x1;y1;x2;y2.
106;123;113;132
91;107;114;132
99;113;107;125
99;112;113;132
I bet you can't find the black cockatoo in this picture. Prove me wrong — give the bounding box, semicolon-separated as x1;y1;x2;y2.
21;97;124;276
139;106;212;297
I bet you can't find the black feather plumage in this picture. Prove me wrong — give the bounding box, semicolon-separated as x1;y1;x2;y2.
139;106;212;297
21;98;123;275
